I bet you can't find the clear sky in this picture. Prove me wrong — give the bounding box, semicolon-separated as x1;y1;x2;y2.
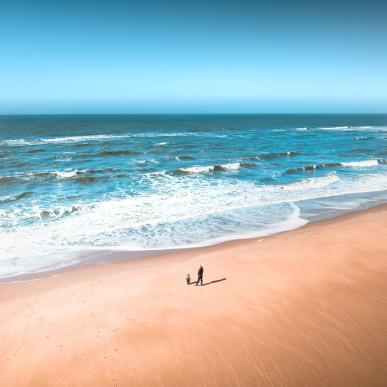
1;0;386;114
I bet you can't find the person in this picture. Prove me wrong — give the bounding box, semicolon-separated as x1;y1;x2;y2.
186;273;191;285
196;265;204;286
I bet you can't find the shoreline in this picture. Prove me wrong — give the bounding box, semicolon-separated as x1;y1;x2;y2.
2;200;386;285
1;203;387;385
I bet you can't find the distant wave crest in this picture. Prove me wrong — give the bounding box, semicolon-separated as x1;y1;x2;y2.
176;162;241;174
285;159;382;174
258;151;300;160
0;131;226;147
341;159;380;168
317;125;387;132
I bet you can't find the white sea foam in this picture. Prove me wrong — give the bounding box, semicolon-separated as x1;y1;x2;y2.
0;195;13;203
1;139;34;146
143;171;170;179
177;165;215;174
214;162;241;171
134;158;159;165
41;134;121;143
296;127;308;131
2;170;387;280
318;126;351;130
341;159;379;168
177;162;241;174
318;125;387;132
284;173;340;189
0;131;225;147
53;170;78;178
1;170;81;181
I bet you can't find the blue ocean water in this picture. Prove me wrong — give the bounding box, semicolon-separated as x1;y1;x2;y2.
1;114;387;280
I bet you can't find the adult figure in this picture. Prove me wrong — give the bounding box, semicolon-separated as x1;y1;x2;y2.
196;265;204;286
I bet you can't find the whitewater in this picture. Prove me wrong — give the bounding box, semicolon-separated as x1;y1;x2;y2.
1;114;387;279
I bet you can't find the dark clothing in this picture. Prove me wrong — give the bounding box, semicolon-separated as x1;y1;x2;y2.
197;266;204;285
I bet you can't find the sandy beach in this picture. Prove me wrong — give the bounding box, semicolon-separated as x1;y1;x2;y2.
1;205;387;387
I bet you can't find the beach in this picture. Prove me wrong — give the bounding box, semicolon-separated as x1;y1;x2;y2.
1;205;386;386
2;0;387;383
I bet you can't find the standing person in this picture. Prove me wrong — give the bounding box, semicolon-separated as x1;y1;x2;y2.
196;265;204;286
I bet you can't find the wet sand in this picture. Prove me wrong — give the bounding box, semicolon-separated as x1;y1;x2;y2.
1;205;387;386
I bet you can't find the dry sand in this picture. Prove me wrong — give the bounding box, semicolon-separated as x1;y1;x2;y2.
1;205;387;387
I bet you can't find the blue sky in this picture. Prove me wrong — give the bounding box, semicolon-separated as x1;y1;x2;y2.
1;0;386;113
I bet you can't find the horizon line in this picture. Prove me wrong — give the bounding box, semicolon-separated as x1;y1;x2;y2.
1;112;387;116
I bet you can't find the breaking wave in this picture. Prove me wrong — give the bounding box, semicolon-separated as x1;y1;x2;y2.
176;162;241;174
177;165;215;174
0;131;228;147
0;192;30;204
172;155;195;161
1;115;387;280
258;151;301;160
341;159;380;168
214;162;241;171
0;168;130;186
285;159;383;174
284;173;340;189
317;125;387;132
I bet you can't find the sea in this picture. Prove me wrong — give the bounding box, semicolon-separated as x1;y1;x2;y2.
1;114;387;280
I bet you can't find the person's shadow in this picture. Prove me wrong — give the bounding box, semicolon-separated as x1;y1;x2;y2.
201;278;227;286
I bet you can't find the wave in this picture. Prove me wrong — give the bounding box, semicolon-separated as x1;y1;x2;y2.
317;125;387;132
0;176;18;185
2;169;387;279
39;205;82;219
0;139;33;146
0;192;30;204
214;162;241;171
353;136;375;141
0;151;11;158
54;170;78;178
285;159;383;174
172;155;195;161
258;151;300;160
0;131;226;147
134;158;159;165
284;173;340;189
177;162;241;174
48;169;128;181
240;162;257;168
296;127;308;131
0;168;128;186
318;126;351;130
143;171;171;179
177;165;215;174
4;164;238;185
341;159;379;168
286;162;341;174
97;150;142;157
55;156;73;162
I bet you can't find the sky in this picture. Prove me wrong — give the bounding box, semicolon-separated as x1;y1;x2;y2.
0;0;386;114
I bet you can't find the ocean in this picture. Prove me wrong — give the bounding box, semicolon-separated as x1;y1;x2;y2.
1;114;387;280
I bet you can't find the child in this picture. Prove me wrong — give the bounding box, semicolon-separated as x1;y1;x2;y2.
186;274;191;285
